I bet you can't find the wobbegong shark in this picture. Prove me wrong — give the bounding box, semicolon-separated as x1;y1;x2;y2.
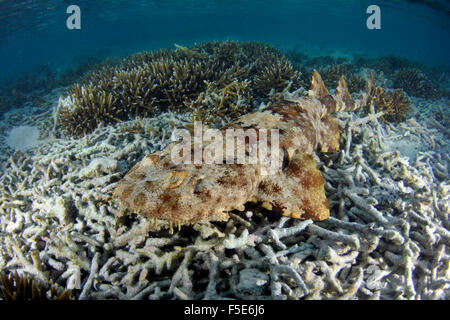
113;70;373;228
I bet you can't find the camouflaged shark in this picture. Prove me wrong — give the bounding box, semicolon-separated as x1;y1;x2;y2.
113;70;373;227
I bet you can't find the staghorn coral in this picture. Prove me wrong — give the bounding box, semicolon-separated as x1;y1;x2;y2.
0;271;72;300
393;68;436;98
57;84;123;137
56;50;213;137
187;80;253;127
368;85;411;123
252;56;304;98
318;63;365;93
56;41;306;136
346;74;367;94
113;70;374;228
319;63;353;88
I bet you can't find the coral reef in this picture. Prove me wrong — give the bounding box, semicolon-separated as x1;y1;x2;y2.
56;41;306;136
368;85;411;123
0;82;448;299
354;54;413;76
302;55;350;70
187;80;253;126
57;84;123;137
352;56;449;98
1;91;448;300
0;41;449;301
319;64;352;88
113;70;373;226
0;271;72;300
0;57;113;118
319;64;366;94
393;68;436;98
252;57;304;97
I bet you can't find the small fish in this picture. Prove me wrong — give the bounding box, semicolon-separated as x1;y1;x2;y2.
113;70;373;226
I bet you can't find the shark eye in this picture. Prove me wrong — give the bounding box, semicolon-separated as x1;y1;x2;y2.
193;179;204;194
281;148;289;171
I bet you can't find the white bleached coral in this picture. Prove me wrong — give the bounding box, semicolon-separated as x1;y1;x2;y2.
0;82;448;300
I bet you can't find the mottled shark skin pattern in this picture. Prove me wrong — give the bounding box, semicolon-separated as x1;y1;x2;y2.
113;70;373;226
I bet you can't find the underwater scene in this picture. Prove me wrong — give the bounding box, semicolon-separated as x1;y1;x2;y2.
0;0;449;301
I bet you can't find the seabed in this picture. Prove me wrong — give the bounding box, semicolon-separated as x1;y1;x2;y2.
0;47;448;300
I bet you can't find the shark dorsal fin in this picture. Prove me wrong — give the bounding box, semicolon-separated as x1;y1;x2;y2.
357;72;375;108
365;71;375;95
309;70;329;99
336;76;352;103
334;75;356;111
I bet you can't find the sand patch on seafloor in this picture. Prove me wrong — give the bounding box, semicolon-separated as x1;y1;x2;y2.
383;137;424;161
0;89;61;161
5;125;41;152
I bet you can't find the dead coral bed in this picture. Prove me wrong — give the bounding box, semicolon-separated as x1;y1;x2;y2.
0;93;449;299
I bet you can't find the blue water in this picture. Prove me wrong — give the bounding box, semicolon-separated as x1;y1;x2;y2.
0;0;449;82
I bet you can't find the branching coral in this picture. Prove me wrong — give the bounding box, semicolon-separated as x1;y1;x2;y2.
393;68;436;98
318;64;365;93
346;74;367;94
319;64;353;88
252;56;304;97
56;41;306;136
0;271;72;300
368;86;411;123
57;84;123;137
187;80;253;126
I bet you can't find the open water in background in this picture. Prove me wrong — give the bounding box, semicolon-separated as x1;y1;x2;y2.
0;0;449;83
0;1;448;302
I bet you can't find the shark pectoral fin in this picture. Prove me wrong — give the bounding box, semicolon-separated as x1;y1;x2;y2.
257;151;330;221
